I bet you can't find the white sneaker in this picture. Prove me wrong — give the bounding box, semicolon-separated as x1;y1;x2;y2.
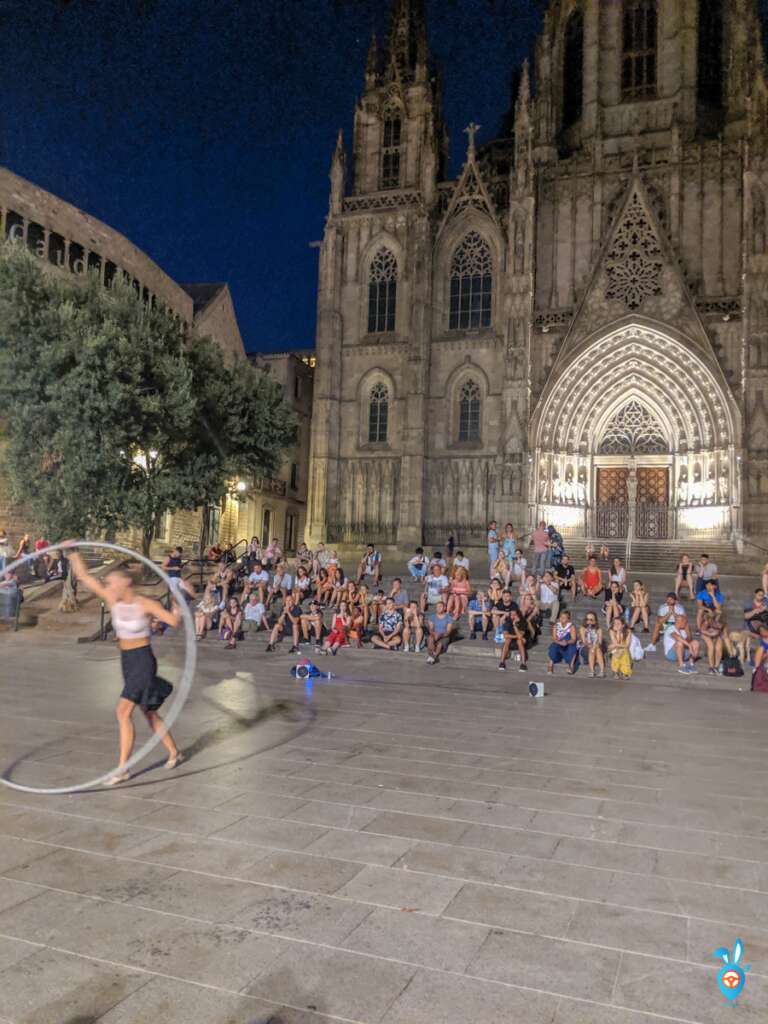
426;655;435;665
644;643;656;653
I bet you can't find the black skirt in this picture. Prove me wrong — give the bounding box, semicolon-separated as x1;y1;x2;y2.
120;645;173;710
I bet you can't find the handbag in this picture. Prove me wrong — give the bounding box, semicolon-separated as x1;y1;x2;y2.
722;655;744;678
629;634;644;661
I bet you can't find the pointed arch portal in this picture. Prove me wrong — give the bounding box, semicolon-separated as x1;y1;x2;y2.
531;323;741;540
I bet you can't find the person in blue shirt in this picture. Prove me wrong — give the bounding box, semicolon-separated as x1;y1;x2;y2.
487;521;500;570
426;602;455;665
696;578;724;631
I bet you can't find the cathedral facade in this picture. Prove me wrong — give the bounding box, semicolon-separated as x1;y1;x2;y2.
307;0;768;553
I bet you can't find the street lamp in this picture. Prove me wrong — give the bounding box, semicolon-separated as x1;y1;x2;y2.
236;480;248;493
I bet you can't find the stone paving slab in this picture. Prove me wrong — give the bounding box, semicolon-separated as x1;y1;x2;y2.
0;628;767;1022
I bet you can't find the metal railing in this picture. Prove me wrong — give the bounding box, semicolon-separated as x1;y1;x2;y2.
625;515;633;574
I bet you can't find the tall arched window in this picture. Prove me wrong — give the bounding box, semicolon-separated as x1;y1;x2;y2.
449;232;493;330
622;0;657;101
458;379;481;443
697;0;723;108
563;9;584;130
368;248;398;333
368;383;389;443
381;103;403;189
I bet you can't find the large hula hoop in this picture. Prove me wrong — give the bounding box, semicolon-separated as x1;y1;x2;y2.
0;539;197;795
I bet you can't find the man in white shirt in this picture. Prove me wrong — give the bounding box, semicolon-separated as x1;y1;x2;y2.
420;564;449;613
243;593;268;636
247;562;269;602
664;614;701;674
694;554;719;593
646;592;686;651
538;571;560;621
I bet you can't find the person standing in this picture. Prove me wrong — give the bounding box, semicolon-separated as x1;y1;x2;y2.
531;521;551;578
487;521;500;572
161;545;194;598
0;529;8;574
69;550;183;785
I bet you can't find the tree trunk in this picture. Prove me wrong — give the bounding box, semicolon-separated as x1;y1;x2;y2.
199;502;210;560
58;560;78;613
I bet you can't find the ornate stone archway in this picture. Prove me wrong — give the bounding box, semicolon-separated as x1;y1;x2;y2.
530;323;741;539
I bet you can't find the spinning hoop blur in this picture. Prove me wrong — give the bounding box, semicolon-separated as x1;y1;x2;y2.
0;539;196;795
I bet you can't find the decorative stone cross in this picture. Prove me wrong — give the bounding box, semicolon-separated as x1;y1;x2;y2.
464;122;481;158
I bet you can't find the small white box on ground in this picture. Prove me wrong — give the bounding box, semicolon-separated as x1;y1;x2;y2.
528;681;545;698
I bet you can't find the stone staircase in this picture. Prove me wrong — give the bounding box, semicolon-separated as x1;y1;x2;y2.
442;538;756;580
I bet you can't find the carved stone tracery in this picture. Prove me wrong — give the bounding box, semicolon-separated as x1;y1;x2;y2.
598;399;669;454
604;193;663;310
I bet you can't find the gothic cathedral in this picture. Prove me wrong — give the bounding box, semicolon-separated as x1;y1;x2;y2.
307;0;768;553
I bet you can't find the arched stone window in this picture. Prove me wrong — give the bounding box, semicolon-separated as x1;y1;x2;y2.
368;382;389;443
449;232;493;330
381;102;403;190
458;379;482;443
563;8;584;130
368;247;398;333
697;1;723;108
622;0;657;101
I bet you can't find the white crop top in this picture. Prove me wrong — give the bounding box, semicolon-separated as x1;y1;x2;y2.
112;600;151;640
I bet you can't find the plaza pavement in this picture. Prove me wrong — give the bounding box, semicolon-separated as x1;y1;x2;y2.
0;597;766;1023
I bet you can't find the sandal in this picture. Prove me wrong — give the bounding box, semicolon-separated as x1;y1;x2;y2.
166;751;185;770
104;770;131;787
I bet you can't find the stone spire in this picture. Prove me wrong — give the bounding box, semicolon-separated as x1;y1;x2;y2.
383;0;428;83
329;129;346;217
365;33;378;88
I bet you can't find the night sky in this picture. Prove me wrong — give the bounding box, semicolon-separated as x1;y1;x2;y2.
0;0;545;352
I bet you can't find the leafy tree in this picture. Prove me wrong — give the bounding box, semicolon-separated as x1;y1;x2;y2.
0;242;297;609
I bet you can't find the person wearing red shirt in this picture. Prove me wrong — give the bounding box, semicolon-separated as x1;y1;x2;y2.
580;556;603;599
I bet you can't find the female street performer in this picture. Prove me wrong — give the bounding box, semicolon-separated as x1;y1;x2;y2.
69;550;183;785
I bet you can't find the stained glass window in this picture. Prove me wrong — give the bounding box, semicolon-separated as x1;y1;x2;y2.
563;9;584;130
368;383;389;443
622;0;657;101
697;1;723;108
381;104;402;189
458;379;481;443
367;248;398;333
449;232;493;330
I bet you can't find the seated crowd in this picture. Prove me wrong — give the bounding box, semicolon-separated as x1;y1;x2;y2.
184;526;768;680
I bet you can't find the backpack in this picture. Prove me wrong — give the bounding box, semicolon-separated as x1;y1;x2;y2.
751;662;768;692
722;655;744;678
